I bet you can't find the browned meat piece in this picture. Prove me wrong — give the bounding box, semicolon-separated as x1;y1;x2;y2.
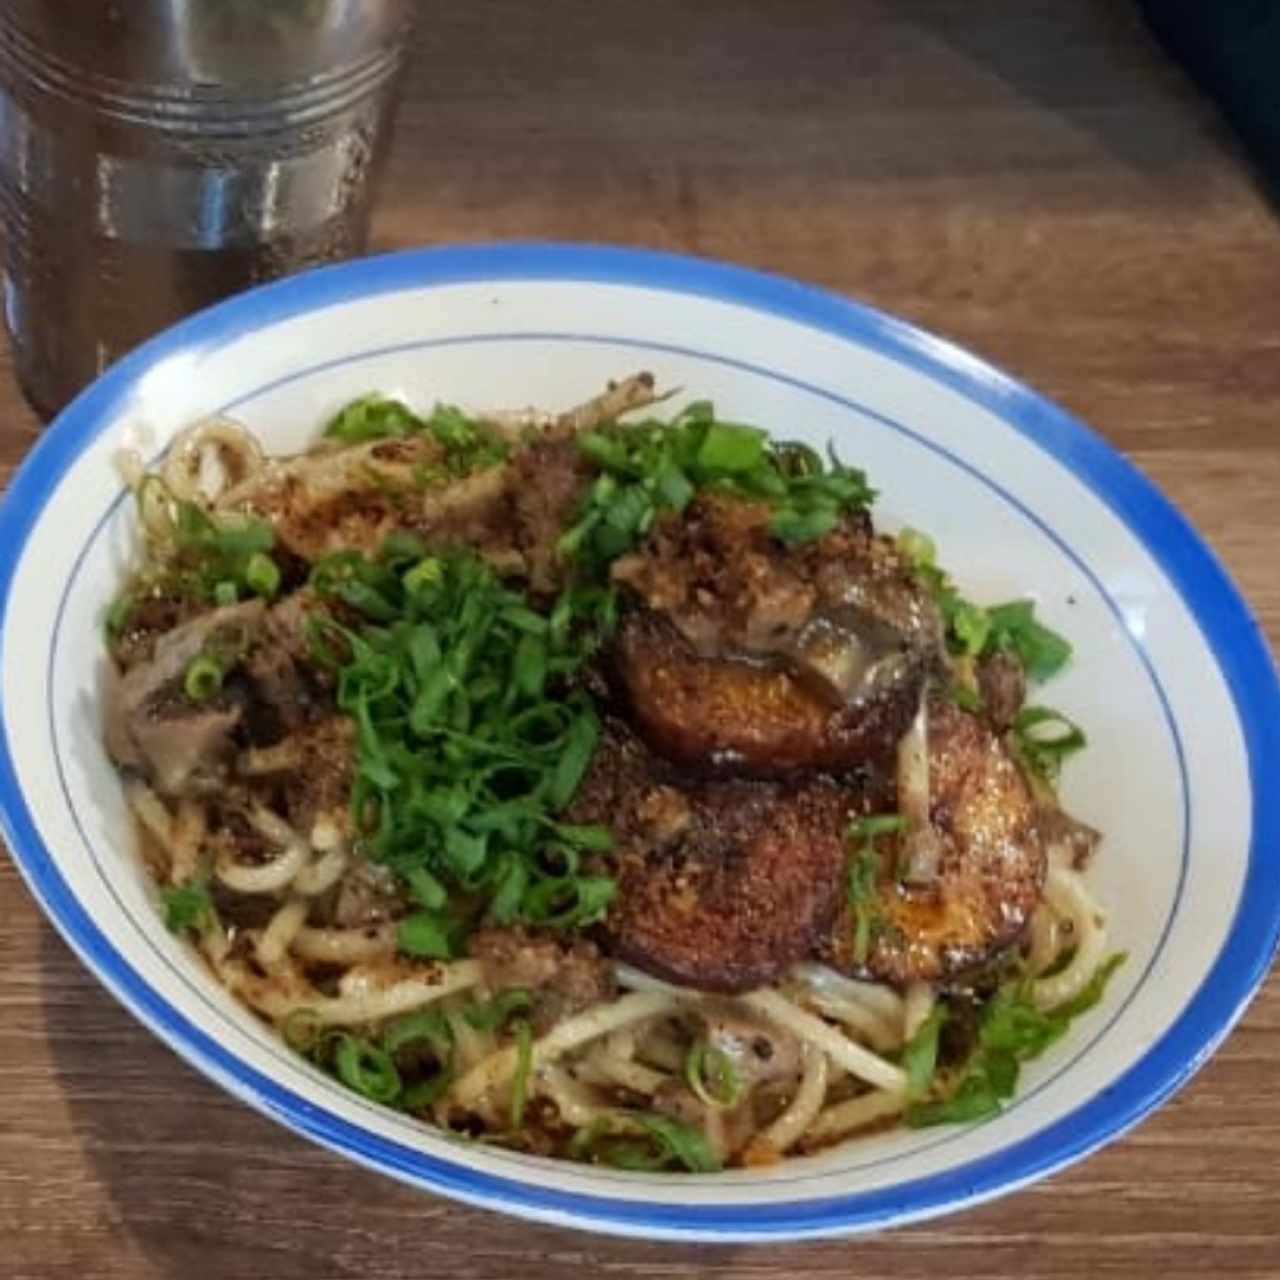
608;494;943;775
1037;805;1102;870
332;861;408;928
822;700;1046;984
509;433;590;594
568;724;853;993
611;493;940;659
468;925;616;1033
612;609;922;776
111;592;207;672
105;599;265;795
242;591;336;741
221;434;508;562
240;715;356;836
611;495;823;655
976;650;1027;733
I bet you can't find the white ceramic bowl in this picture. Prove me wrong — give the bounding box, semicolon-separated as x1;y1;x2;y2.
2;245;1277;1241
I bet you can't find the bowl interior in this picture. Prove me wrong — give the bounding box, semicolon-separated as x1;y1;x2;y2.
0;248;1272;1240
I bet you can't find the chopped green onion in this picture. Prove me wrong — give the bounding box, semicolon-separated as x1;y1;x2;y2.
281;1007;324;1054
986;601;1073;682
510;1019;533;1128
896;527;936;566
324;393;425;443
403;557;444;595
396;911;459;960
183;654;223;702
684;1040;743;1109
902;1006;949;1099
464;989;534;1032
569;1112;722;1173
380;530;429;564
333;1035;402;1103
244;551;281;599
846;814;904;965
848;814;907;841
213;580;239;606
769;503;839;545
695;421;767;473
382;1009;453;1060
906;954;1126;1128
1014;706;1087;784
104;594;135;638
160;879;214;934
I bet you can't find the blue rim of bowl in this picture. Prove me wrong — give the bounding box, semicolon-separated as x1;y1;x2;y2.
0;243;1277;1240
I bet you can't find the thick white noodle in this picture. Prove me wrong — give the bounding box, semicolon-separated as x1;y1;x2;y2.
798;991;900;1053
760;1044;829;1154
124;781;173;857
737;989;907;1095
633;1025;687;1074
255;898;308;971
290;924;396;965
804;1089;906;1146
1024;903;1062;977
450;991;679;1108
902;982;936;1041
1031;865;1108;1010
535;1064;615;1127
789;964;905;1024
170;800;206;886
291;847;348;896
162;417;264;503
581;1030;667;1095
224;958;482;1025
445;1009;495;1074
216;837;307;894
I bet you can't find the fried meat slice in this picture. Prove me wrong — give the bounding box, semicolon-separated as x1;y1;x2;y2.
568;723;852;993
823;700;1046;984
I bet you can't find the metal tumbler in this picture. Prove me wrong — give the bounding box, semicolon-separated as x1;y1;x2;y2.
0;0;415;419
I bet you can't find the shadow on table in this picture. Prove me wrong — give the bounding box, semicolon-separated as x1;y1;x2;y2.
888;0;1244;179
40;925;779;1279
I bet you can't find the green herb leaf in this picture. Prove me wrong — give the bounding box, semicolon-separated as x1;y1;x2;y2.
333;1034;402;1103
986;601;1073;682
510;1019;534;1128
685;1040;743;1109
464;989;534;1032
571;1112;722;1173
160;879;215;934
1013;705;1087;784
906;954;1126;1128
325;393;426;443
902;1006;949;1100
396;911;460;960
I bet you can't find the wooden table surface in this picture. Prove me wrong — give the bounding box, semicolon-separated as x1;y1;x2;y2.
2;2;1278;1276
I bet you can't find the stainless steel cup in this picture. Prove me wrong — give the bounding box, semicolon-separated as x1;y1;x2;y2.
0;0;415;419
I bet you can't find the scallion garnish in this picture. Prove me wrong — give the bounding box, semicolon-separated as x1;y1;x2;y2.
160;878;215;934
309;548;616;950
845;814;906;965
684;1040;743;1109
560;400;875;573
183;654;224;702
1013;706;1087;784
569;1112;722;1173
333;1035;402;1104
510;1019;533;1128
244;551;281;599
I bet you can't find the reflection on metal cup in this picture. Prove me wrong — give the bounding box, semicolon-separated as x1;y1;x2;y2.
0;0;415;419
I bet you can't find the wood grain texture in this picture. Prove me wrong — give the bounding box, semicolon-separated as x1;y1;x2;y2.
2;2;1278;1276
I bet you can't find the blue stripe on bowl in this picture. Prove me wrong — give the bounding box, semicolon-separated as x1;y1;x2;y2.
1;244;1278;1239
